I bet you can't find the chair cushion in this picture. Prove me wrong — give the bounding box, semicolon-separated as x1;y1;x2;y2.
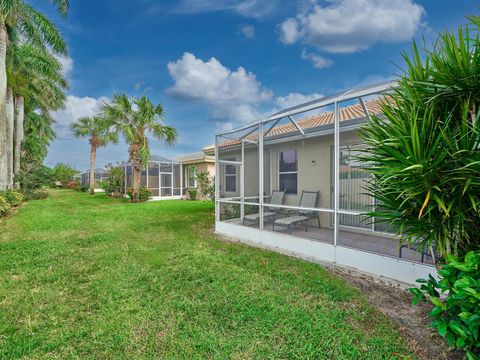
274;215;308;226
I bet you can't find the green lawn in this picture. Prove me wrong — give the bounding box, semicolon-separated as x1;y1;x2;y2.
0;190;416;359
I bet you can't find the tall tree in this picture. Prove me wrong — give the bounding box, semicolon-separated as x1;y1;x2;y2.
71;116;117;195
0;0;68;189
5;85;12;186
101;95;178;202
7;43;67;186
22;110;55;168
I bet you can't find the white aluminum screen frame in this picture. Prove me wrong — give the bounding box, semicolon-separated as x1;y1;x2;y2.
211;81;436;284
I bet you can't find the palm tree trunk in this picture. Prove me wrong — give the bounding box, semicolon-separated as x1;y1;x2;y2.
133;166;140;202
6;87;14;188
13;95;24;186
89;143;96;195
0;21;8;190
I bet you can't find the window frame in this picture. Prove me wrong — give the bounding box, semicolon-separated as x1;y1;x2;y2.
187;165;197;188
278;149;298;195
224;157;237;193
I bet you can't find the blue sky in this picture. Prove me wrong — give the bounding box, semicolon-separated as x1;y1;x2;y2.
37;0;478;169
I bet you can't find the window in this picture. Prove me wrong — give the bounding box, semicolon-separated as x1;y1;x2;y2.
187;165;197;188
279;150;297;194
224;158;236;192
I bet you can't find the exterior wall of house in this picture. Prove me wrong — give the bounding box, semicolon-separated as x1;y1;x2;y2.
183;161;216;200
218;146;270;199
124;162;182;198
218;130;363;228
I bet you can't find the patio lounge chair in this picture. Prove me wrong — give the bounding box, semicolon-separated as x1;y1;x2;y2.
243;190;285;225
273;191;320;233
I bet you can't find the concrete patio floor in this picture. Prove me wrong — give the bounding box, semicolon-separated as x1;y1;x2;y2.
233;219;435;266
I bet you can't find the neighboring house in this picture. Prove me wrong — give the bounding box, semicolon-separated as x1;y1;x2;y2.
174;152;215;200
212;81;437;285
121;155;183;200
75;153;216;201
74;168;109;192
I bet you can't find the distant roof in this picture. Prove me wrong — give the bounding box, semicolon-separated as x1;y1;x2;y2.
203;96;387;154
150;155;176;163
75;168;108;175
216;80;396;137
174;152;215;164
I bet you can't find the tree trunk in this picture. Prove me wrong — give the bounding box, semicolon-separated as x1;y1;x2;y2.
0;21;8;190
13;95;24;187
89;143;96;195
6;87;13;188
132;166;140;202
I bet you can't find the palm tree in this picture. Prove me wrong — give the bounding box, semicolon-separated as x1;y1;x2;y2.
22;110;56;166
0;0;68;189
101;95;178;202
7;43;67;186
71;116;117;195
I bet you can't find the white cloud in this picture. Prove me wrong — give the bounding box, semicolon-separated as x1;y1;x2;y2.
274;92;324;110
279;0;425;53
133;82;153;93
279;18;301;44
167;52;272;123
238;24;255;39
52;95;109;139
173;0;280;18
301;49;332;69
56;55;74;78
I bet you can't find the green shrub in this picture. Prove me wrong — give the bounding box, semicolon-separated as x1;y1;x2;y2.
188;189;197;200
411;252;480;359
221;203;258;221
80;185;89;192
15;164;53;191
52;163;78;187
197;171;215;201
23;190;49;201
100;167;124;197
0;190;23;207
0;194;12;216
358;18;480;261
126;186;151;202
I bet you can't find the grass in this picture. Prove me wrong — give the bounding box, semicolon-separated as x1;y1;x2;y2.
0;190;416;359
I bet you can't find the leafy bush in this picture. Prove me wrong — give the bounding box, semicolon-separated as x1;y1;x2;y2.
358;18;480;261
197;171;215;201
411;252;480;359
80;185;89;192
126;186;151;202
0;190;23;207
67;181;81;191
23;190;49;201
100;167;124;197
221;203;258;221
52;163;78;187
188;189;197;200
15;164;53;191
0;194;12;217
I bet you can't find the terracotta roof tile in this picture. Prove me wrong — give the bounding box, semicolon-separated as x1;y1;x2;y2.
204;97;388;152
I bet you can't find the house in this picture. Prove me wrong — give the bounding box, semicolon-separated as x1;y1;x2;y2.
211;80;436;285
75;152;216;201
174;152;215;199
121;155;183;200
74;168;109;192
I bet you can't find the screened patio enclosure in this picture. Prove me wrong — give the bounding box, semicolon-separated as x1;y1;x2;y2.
74;168;109;190
121;155;182;200
215;81;436;285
